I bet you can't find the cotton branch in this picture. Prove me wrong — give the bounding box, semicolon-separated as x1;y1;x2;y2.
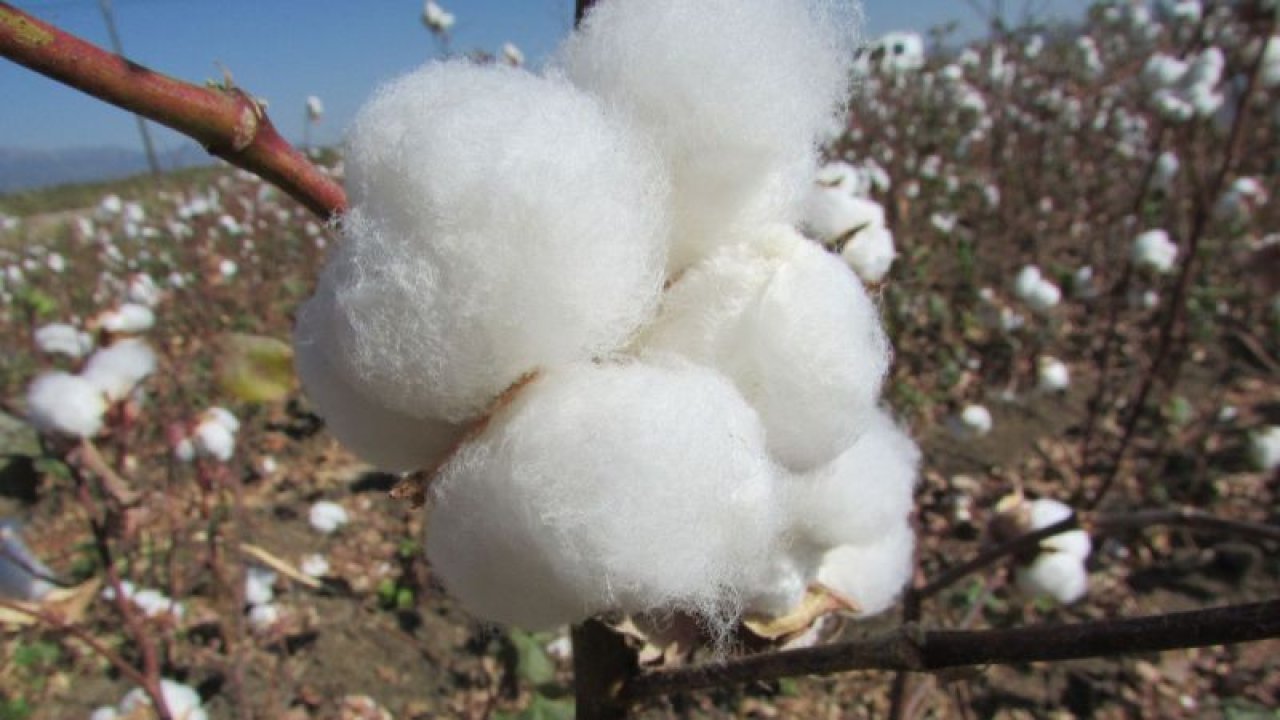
0;2;346;220
622;599;1280;702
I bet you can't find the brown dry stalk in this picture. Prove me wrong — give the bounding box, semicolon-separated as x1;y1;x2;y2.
0;2;346;220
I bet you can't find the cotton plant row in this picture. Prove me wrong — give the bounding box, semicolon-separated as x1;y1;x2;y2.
293;0;921;638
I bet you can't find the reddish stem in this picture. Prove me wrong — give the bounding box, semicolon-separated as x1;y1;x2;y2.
0;2;346;220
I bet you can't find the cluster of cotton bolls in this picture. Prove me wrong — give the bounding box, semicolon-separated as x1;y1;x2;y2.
172;407;241;463
1141;46;1226;122
90;678;207;720
26;338;156;440
801;161;898;283
294;0;919;636
101;580;184;621
995;496;1092;605
1013;265;1063;315
1132;229;1179;274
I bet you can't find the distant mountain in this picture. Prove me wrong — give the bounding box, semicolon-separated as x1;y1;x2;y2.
0;144;214;194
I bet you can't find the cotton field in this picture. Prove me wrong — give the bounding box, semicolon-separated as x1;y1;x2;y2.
0;0;1277;717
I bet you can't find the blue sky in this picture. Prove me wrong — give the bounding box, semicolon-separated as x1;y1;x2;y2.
1;0;1091;152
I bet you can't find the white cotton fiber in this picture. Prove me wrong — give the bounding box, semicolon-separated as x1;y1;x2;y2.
558;0;859;271
802;186;886;244
80;339;156;401
1016;551;1088;605
1027;498;1092;560
300;61;669;425
34;323;93;359
787;409;920;548
638;226;890;471
841;225;898;284
292;327;463;472
26;372;106;439
426;360;783;631
815;519;915;616
119;679;207;720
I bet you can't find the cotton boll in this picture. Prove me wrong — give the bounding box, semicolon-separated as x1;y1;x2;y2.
304;62;668;425
202;407;239;434
1036;356;1071;393
292;332;463;472
1016;552;1088;604
787;410;919;549
1260;36;1280;88
951;404;993;439
0;520;56;601
192;419;235;462
26;372;106;438
245;566;276;607
1013;266;1061;314
802;186;886;244
1250;425;1280;471
120;679;207;720
558;0;858;271
81;339;156;401
427;360;783;631
309;501;349;535
840;225;897;283
1027;498;1092;560
300;553;330;578
1132;229;1178;273
638;226;890;471
1014;265;1044;301
34;323;93;359
96;303;155;334
815;520;915;616
126;273;161;307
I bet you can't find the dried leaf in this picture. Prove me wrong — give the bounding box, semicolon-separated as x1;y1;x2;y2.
217;333;296;403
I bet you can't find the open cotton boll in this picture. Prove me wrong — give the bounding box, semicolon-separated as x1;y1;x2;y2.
951;404;993;439
34;323;93;359
309;501;349;535
1036;356;1071;393
302;62;668;425
26;372;106;439
95;303;155;334
427;360;783;632
245;566;276;607
1133;229;1178;274
1250;425;1280;471
292;333;463;472
841;225;898;284
1016;551;1088;605
788;409;920;549
638;226;890;471
1027;498;1092;560
558;0;859;271
815;519;915;616
119;679;207;720
802;186;886;244
80;339;156;401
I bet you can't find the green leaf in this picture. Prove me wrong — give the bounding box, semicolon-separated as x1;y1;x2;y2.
215;333;295;404
508;629;557;687
520;694;575;720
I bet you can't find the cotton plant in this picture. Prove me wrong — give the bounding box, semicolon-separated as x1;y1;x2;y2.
801;169;898;283
294;0;918;639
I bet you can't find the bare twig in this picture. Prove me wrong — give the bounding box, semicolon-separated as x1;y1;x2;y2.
0;2;346;220
0;596;152;690
622;599;1280;702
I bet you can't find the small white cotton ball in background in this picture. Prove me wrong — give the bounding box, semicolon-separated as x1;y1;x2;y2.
427;360;782;631
1259;36;1280;88
202;406;239;433
309;501;349;535
422;0;455;33
302;62;668;428
815;520;915;616
126;275;161;308
34;323;94;359
787;410;920;549
1132;229;1178;274
218;259;238;279
300;553;330;578
1016;551;1088;604
305;95;324;122
95;303;155;334
1027;498;1092;560
173;437;196;463
840;224;897;284
89;707;118;720
192;418;235;462
558;0;858;271
1072;266;1098;299
1249;426;1280;471
258;455;278;476
1216;176;1268;223
80;339;156;402
0;520;56;601
119;679;207;720
26;372;107;439
1036;356;1071;393
1012;266;1062;314
131;588;183;620
545;634;573;661
951;404;993;439
46;253;65;273
245;566;276;607
637;226;890;471
98;194;123;217
501;42;524;66
247;603;281;632
1153;151;1180;190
